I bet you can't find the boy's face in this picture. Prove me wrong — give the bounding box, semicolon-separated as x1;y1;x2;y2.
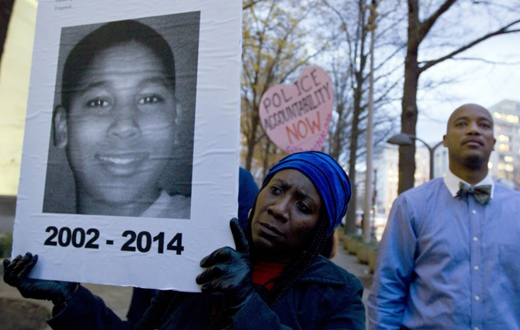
55;41;177;208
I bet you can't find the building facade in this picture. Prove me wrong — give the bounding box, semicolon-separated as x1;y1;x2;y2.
488;100;520;189
374;144;431;216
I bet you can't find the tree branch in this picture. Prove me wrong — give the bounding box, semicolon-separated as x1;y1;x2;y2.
243;0;265;10
418;0;458;41
419;22;520;72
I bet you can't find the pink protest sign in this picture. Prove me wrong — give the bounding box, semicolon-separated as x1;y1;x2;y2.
259;66;333;153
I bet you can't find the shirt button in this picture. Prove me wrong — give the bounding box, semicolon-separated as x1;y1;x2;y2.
472;210;477;214
474;265;479;271
474;295;480;301
473;237;478;241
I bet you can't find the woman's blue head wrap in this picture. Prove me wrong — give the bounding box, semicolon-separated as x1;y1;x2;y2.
262;151;351;236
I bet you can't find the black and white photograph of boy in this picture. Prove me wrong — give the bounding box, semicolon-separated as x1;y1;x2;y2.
42;12;199;219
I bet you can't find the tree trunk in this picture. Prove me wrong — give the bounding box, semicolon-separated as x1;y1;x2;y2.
244;112;260;171
398;0;420;194
261;138;272;177
399;65;419;194
345;177;358;234
344;83;363;234
328;103;344;161
345;127;359;234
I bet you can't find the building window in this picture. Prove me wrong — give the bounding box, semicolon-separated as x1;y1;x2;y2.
494;112;519;123
499;162;515;172
498;144;511;152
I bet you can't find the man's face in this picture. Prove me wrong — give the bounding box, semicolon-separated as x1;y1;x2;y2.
443;104;496;169
251;169;322;263
55;41;177;211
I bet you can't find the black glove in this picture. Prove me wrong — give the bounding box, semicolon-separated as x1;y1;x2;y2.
196;218;254;315
3;252;78;307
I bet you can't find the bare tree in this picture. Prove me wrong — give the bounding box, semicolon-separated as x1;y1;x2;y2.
322;0;401;234
398;0;520;194
241;0;329;173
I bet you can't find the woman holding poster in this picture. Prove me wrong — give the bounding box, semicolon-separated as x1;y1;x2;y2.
4;151;365;329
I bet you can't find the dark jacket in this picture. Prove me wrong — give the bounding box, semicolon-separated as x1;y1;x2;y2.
47;256;365;330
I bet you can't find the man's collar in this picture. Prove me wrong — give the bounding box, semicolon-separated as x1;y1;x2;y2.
444;169;494;198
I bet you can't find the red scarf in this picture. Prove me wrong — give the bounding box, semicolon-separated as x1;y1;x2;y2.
252;260;287;290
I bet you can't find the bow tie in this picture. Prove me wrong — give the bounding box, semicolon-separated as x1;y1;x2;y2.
456;182;492;205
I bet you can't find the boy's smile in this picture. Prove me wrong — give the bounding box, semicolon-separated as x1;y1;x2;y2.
95;152;149;176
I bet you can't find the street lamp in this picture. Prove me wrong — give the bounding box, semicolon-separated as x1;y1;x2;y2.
363;0;378;244
387;133;443;180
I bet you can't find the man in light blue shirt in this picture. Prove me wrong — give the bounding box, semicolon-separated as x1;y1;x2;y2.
368;104;520;329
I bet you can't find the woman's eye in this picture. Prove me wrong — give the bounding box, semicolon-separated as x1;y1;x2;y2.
86;98;110;108
270;185;282;195
138;95;164;104
297;201;311;213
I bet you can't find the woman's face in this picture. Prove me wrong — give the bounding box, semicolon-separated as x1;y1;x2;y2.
251;169;322;263
55;41;177;215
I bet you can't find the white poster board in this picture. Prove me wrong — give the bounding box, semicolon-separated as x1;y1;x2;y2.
12;0;242;292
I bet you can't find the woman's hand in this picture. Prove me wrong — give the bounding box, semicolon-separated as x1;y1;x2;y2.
196;218;254;315
3;252;78;306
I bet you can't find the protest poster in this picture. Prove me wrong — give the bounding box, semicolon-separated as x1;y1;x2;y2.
259;67;334;153
12;0;242;292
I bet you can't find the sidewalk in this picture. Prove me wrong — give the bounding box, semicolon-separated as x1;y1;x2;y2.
0;268;133;329
331;242;373;302
0;273;133;317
